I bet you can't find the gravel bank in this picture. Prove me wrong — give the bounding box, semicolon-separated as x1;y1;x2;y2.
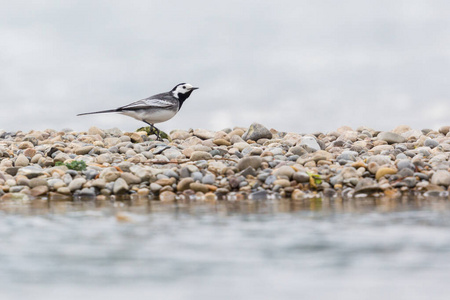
0;123;449;201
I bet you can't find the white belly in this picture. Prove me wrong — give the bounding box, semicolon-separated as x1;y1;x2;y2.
120;108;177;124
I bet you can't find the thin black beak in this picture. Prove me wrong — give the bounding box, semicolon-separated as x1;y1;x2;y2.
191;87;199;90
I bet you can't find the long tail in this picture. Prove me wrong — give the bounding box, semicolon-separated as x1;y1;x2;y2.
77;109;119;116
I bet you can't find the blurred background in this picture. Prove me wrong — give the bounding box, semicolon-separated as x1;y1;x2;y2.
1;0;449;134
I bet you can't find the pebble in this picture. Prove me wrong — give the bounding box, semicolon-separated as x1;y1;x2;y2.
88;126;106;138
100;167;121;182
0;124;447;201
375;167;397;180
291;189;305;200
293;172;310;183
75;146;94;155
190;151;212;161
30;185;49;197
424;139;439;148
190;182;209;193
177;178;194;191
289;146;307;156
273;166;295;179
237;156;262;171
299;136;321;152
113;178;129;194
14;154;29;167
438;126;450;135
204;192;217;201
120;173;141;185
377;132;406;144
431;170;450;186
171;130;190;140
68;178;86;192
248;190;269;200
159;191;176;201
202;173;216;185
79;187;96;197
150;183;162;192
242;123;272;141
193;129;215;140
273;179;291;188
163;149;183;160
397;159;415;171
29;178;47;188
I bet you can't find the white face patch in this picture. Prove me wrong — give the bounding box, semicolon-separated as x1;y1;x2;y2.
172;83;194;98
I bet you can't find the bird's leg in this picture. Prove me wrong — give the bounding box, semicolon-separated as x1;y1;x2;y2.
145;122;162;141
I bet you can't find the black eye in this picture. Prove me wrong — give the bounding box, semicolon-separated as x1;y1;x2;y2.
183;86;186;89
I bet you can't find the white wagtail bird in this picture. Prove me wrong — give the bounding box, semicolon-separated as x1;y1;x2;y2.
77;83;199;140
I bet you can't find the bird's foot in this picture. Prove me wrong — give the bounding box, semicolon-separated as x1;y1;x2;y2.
137;125;170;141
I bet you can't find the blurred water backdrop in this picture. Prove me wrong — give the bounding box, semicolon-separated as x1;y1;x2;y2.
1;197;450;300
1;0;449;133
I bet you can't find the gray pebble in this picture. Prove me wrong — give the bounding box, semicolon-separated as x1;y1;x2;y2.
265;175;277;185
84;169;99;180
396;153;408;160
180;167;190;178
10;186;26;193
202;173;216;185
397;159;415;171
191;171;203;182
240;166;257;177
299;136;320;152
80;187;96;197
403;177;417;188
248;190;268;200
242;123;272;141
163;169;179;179
337;151;358;162
150;183;162;192
257;172;270;182
377;132;406;144
293;172;310;183
68;178;86;192
424;139;439;148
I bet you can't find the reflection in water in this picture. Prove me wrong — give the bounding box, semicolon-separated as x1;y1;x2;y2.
1;195;450;300
1;195;449;216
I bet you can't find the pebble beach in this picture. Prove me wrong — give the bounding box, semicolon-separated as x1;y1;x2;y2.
0;123;449;202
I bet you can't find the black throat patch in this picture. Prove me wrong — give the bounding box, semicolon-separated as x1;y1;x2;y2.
177;91;193;110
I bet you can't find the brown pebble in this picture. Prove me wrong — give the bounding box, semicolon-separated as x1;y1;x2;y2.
159;186;174;193
352;160;366;168
159;191;176;202
204;184;217;191
190;151;212;161
30;186;49;197
155;177;176;186
190;182;209;193
204;192;217;202
23;148;36;157
137;188;150;196
18;141;34;149
274;179;291;187
213;139;231;146
375;167;397;180
177;178;194;191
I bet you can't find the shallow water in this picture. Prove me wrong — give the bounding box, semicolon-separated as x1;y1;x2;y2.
1;196;450;300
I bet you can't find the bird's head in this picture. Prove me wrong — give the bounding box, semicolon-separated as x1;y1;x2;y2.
171;83;199;101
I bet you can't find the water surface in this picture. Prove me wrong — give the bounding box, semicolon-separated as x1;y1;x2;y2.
1;196;450;300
